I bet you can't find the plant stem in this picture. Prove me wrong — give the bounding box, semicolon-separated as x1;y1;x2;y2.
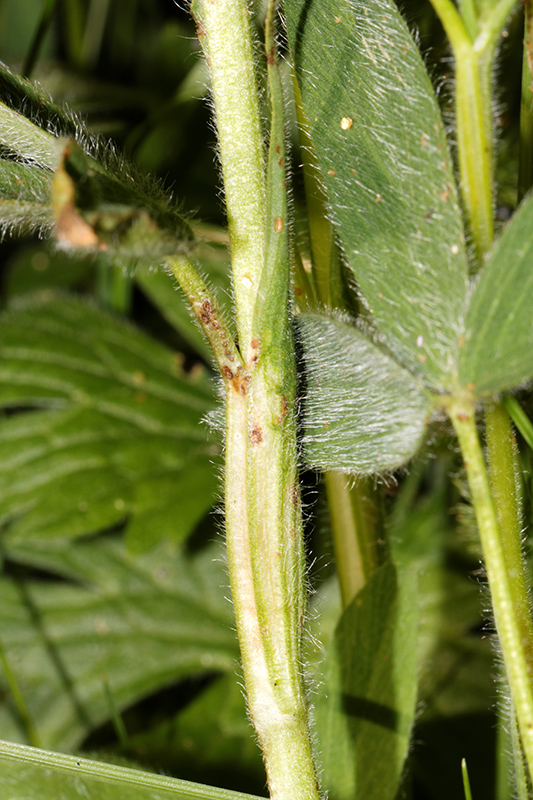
325;472;380;607
192;0;320;795
485;403;533;651
454;43;493;263
434;0;533;782
166;254;243;378
193;0;266;350
449;400;533;779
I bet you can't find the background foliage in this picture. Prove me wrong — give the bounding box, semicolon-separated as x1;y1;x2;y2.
0;1;529;799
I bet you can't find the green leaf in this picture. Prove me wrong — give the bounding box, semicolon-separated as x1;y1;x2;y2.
0;535;238;749
286;0;469;387
0;740;262;800
313;563;418;800
0;294;217;551
459;195;533;395
298;313;431;473
0;62;194;257
4;246;93;299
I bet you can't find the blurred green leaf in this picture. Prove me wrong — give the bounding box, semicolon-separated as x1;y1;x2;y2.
298;313;431;473
0;294;217;551
3;246;93;299
286;0;468;387
313;562;418;800
0;535;238;749
459;194;533;394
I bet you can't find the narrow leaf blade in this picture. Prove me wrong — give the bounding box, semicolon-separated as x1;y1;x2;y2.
0;740;262;800
286;0;469;387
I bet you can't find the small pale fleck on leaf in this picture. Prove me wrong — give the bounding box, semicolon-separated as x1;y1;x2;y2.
340;117;353;130
451;244;459;255
416;335;424;348
375;193;382;203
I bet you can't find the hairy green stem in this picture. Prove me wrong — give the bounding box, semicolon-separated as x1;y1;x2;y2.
432;0;533;783
449;400;533;779
192;0;320;795
485;403;533;651
454;45;493;263
193;0;266;349
167;254;243;378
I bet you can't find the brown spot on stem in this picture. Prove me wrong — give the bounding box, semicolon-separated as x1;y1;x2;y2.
275;217;284;232
200;299;214;325
250;425;263;445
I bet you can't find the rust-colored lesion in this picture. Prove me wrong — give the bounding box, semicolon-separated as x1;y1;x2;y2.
250;424;263;445
223;364;251;396
276;395;289;425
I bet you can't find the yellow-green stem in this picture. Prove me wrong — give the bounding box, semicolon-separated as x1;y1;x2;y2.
192;0;321;795
485;402;533;660
325;472;380;608
454;45;494;263
194;0;266;349
449;400;533;778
